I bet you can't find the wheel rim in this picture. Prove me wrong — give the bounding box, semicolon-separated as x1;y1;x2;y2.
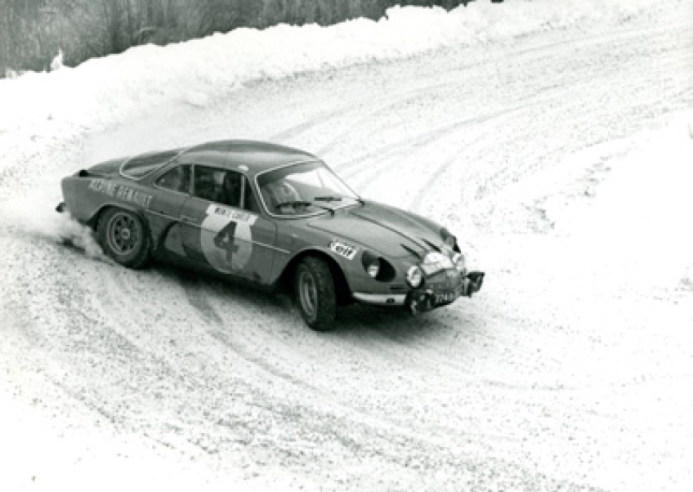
299;270;318;319
107;212;140;255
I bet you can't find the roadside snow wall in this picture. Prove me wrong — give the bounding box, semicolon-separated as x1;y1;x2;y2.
0;0;680;151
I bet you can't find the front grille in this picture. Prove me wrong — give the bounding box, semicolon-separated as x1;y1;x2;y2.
426;269;461;288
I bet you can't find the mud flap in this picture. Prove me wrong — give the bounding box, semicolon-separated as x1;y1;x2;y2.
464;271;485;297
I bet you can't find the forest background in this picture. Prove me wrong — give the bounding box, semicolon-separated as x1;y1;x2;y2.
0;0;491;77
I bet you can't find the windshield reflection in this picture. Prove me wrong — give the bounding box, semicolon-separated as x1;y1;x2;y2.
256;161;359;217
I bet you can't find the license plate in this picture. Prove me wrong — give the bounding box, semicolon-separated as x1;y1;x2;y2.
435;286;461;304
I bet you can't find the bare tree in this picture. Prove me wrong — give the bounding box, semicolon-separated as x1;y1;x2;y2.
0;0;476;77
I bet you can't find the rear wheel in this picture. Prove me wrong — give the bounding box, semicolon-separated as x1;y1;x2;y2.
295;257;337;331
98;208;151;268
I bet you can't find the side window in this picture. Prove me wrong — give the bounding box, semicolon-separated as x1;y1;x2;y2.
193;166;246;209
156;165;190;193
193;166;224;203
218;171;242;208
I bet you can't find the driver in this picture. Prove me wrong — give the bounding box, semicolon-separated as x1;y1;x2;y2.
264;180;302;213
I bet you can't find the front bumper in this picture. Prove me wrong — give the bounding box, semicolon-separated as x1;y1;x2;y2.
352;271;485;312
407;271;485;314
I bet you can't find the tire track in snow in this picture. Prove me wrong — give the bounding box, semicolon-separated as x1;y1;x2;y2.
3;7;693;491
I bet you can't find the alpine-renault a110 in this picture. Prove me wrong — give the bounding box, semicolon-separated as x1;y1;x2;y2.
57;140;484;330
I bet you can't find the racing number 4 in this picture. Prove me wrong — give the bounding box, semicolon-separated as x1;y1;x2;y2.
213;221;238;262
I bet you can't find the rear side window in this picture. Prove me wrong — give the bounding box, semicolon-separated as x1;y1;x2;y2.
156;165;191;194
121;150;181;179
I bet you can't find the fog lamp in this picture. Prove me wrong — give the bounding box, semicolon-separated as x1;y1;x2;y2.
366;259;380;278
406;266;423;288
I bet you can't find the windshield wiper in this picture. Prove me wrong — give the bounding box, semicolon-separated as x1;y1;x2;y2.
315;195;365;206
314;195;343;202
274;200;313;208
274;201;335;215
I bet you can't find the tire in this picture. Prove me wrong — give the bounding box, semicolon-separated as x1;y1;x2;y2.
294;256;337;331
97;208;151;269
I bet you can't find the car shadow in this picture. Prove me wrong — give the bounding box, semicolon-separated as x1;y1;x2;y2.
107;260;480;345
335;302;472;341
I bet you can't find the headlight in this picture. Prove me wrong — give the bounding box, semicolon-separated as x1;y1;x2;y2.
406;266;423;288
366;258;380;278
452;252;466;274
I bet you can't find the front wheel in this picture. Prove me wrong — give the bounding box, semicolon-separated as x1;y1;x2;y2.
294;257;337;331
97;208;151;269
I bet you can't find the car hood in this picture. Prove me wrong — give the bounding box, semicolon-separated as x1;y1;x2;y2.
308;201;445;259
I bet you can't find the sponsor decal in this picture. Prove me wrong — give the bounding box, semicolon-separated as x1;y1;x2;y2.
200;204;257;273
329;239;358;260
89;179;153;208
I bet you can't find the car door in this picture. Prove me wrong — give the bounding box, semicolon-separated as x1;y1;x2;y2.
146;164;192;259
179;165;277;284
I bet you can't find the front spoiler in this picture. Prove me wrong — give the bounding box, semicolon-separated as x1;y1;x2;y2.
408;271;485;315
352;271;485;313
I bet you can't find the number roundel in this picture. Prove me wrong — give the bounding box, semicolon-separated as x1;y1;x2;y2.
200;205;255;273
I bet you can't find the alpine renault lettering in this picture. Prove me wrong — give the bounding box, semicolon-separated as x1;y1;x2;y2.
57;140;484;330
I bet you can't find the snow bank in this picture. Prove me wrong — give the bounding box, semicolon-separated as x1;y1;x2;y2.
0;0;678;145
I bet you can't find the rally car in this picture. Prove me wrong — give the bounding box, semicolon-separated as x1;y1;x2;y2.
57;140;484;330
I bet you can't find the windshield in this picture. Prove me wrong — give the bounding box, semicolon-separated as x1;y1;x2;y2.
256;161;359;216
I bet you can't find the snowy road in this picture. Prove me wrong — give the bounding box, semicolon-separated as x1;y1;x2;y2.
1;4;693;491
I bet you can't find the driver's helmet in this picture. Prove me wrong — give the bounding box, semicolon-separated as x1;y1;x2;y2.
266;180;300;208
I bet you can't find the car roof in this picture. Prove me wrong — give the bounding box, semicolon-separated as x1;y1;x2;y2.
175;139;320;176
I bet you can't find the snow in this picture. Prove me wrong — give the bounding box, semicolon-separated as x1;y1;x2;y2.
0;0;676;144
1;0;693;490
491;115;693;295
